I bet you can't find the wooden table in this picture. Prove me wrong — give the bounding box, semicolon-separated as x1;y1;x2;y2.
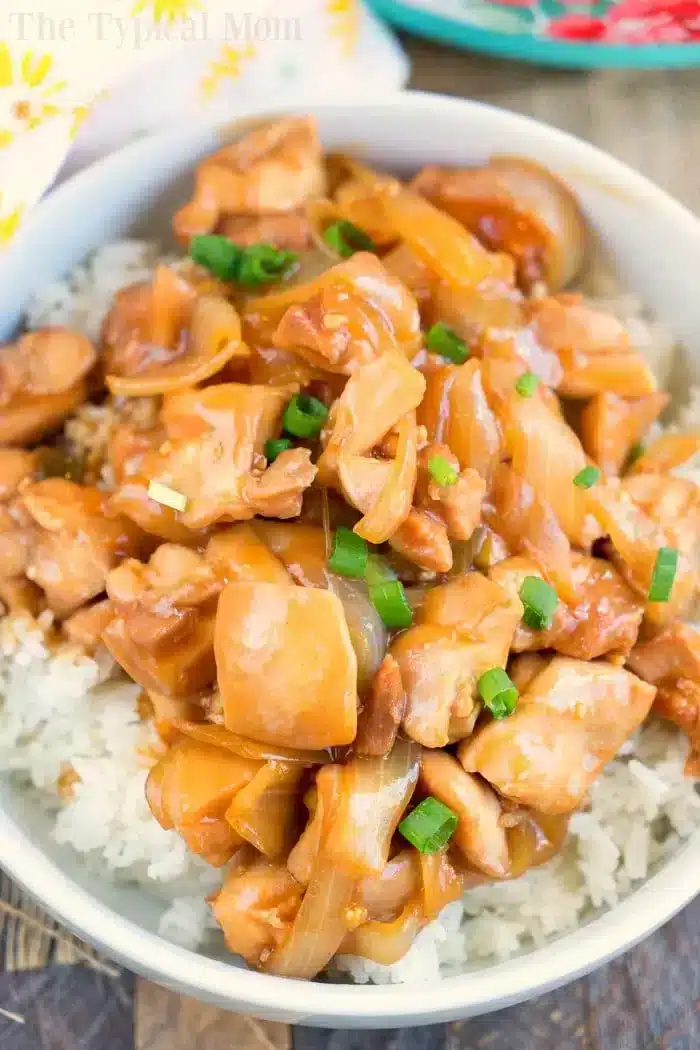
3;34;700;1050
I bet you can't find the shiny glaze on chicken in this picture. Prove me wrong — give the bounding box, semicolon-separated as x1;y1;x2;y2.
2;115;698;980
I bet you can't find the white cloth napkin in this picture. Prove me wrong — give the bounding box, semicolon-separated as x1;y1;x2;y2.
0;0;408;248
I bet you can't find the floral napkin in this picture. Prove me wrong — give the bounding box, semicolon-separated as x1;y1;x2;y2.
0;0;408;248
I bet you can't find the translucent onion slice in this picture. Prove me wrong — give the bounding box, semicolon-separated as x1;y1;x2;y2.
107;296;248;397
262;862;356;979
328;575;389;693
172;720;333;765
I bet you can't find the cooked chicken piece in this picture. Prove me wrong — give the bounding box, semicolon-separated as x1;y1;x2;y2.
21;479;146;617
382;243;437;312
655;680;700;775
271;253;422;375
355;654;406;757
242;447;316;520
211;855;304;966
392;573;522;747
0;328;96;402
485;463;576;603
627;433;700;476
63;600;114;651
580;391;669;475
388;508;453;575
627;621;700;685
205;525;290;586
586;476;699;626
0;448;36;500
413;444;486;543
146;737;262;864
461;657;656;813
507;653;549;694
174;117;326;240
627;622;700;773
0;328;96;445
354;850;421;922
120;383;312;531
215;581;358;750
412;156;586;291
251;521;329;588
420;750;509;878
418;360;503;480
526;295;657;398
103;544;221;697
220;212;312;252
490;554;644;661
0;449;38;582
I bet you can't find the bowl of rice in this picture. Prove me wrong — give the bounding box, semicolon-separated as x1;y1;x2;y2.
0;93;700;1028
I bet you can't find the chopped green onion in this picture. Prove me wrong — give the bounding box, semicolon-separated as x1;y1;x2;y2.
265;438;293;463
427;455;458;487
323;220;376;258
364;554;396;588
236;243;298;288
425;322;469;364
648;546;678;603
515;371;540;398
369;579;413;629
148;480;188;513
190;234;242;281
519;575;558;631
478;667;519;720
574;465;601;489
399;796;458;853
282;393;328;439
328;526;369;578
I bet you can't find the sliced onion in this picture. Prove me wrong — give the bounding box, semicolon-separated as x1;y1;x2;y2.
172;721;332;765
328;575;388;693
323;737;420;878
262;862;355;979
339;902;424;965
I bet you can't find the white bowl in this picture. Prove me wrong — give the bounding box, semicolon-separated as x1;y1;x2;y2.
1;93;700;1029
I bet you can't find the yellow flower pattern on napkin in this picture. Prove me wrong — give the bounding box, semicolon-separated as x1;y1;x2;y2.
0;0;408;250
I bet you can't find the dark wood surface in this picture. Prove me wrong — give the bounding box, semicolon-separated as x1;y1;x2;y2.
2;32;700;1050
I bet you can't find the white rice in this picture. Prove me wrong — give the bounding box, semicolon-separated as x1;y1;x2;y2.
3;241;700;983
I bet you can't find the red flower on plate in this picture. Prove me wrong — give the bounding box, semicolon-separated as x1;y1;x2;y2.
546;0;700;40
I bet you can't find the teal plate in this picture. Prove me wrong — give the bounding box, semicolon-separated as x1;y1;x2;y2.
367;0;700;68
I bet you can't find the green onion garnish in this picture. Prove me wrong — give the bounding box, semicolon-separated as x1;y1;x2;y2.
328;526;369;578
265;438;293;463
369;579;413;629
574;465;601;489
399;797;458;854
425;322;469;364
519;576;558;631
427;455;458;487
236;244;298;288
190;236;297;287
515;371;540;398
323;220;376;258
147;480;188;513
282;394;328;439
190;234;242;281
478;667;519;720
364;554;396;588
648;546;678;603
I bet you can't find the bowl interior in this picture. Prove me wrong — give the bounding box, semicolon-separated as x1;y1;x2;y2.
1;95;700;1027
